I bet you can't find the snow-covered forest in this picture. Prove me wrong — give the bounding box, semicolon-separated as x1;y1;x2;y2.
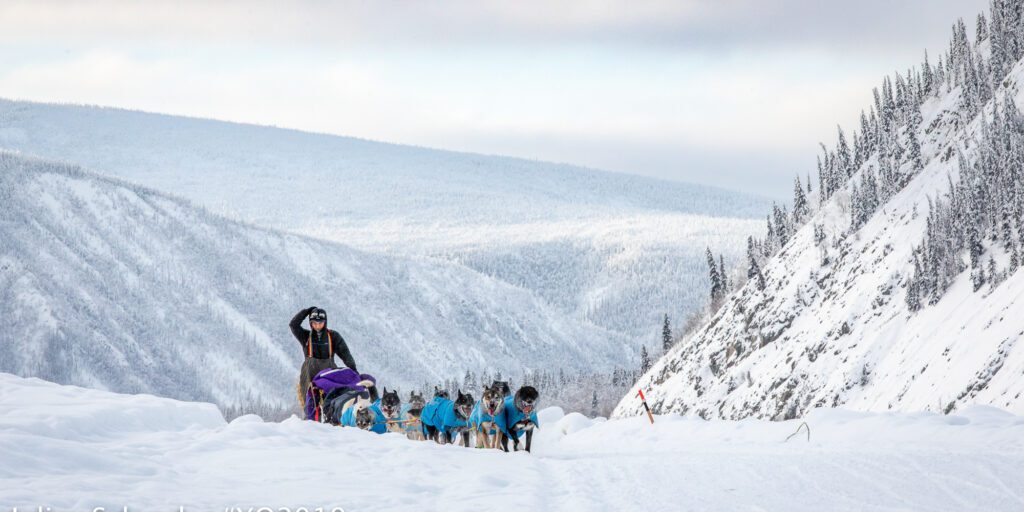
0;99;767;343
0;153;641;415
619;0;1024;420
0;98;769;416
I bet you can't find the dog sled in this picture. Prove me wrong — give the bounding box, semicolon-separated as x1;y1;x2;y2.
302;370;539;451
304;368;376;424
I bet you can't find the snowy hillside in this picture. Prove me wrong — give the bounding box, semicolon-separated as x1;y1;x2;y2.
3;373;1022;511
0;152;630;409
0;99;767;339
616;9;1024;420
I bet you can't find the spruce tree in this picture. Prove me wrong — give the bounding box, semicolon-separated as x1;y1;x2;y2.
751;258;766;291
905;275;921;312
640;346;652;374
773;204;790;248
908;129;924;171
719;254;730;292
661;314;673;352
837;127;853;178
988;255;998;287
765;215;777;257
977;12;989;45
922;50;934;97
706;247;722;304
1010;241;1020;272
793;175;810;224
850;181;863;229
972;265;986;292
746;236;759;279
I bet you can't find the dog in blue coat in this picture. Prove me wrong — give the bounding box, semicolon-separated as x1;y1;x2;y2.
340;398;387;434
497;386;539;453
421;390;475;446
470;382;506;448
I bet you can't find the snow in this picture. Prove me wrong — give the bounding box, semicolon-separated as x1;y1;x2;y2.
0;98;768;340
2;374;1022;511
0;153;631;408
616;36;1024;421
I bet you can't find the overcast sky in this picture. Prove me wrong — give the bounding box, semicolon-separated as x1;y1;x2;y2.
0;0;989;198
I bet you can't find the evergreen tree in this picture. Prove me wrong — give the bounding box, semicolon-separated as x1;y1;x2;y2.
990;3;1009;82
906;252;923;312
908;129;924;171
748;236;768;289
988;254;999;287
860;110;873;154
765;214;777;257
1011;241;1020;272
751;257;766;291
590;390;598;417
719;254;729;292
793;175;810;224
973;263;987;292
661;314;673;352
922;50;934;97
706;247;723;305
836;127;853;178
977;12;989;45
640;345;652;374
773;203;790;248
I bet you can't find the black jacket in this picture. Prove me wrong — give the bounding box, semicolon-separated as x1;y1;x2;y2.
290;307;358;371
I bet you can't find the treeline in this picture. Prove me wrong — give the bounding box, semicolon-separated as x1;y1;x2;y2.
717;0;1024;315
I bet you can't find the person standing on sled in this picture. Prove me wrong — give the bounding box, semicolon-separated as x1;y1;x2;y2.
290;306;373;408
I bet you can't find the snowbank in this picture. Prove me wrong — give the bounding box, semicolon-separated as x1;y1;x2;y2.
1;375;1022;511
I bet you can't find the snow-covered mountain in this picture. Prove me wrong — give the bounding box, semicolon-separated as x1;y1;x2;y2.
616;8;1024;420
4;373;1022;511
0;152;630;408
0;99;767;340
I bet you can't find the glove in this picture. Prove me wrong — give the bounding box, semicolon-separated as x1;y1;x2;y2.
357;379;375;388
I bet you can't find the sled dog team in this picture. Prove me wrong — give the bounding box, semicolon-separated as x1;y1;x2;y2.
292;306;540;452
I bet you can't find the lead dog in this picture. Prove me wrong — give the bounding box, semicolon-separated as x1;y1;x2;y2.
497;386;539;453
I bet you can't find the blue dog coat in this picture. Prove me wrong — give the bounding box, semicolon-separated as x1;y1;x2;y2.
399;403;422;435
340;399;387;434
421;396;469;437
469;401;499;434
495;396;539;439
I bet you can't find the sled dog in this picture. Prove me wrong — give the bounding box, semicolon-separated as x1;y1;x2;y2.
498;386;539;453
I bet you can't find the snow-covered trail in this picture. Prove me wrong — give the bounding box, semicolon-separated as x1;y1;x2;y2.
2;375;1022;511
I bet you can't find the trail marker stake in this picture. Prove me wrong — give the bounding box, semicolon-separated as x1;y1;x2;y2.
636;388;655;424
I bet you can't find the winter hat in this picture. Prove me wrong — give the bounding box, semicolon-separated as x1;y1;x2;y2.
309;308;327;322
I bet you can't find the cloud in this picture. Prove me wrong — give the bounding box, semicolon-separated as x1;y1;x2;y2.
0;0;988;53
0;0;992;198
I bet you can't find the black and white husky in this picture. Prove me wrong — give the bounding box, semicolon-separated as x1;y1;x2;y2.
499;386;539;453
355;406;376;430
379;388;403;433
